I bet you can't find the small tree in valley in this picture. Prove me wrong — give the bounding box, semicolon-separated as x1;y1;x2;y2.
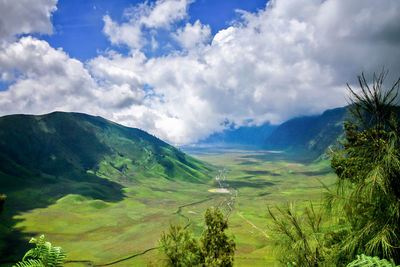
160;207;235;267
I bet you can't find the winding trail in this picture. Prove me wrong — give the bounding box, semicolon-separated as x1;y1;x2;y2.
214;168;238;218
175;197;215;229
216;168;269;239
236;212;270;239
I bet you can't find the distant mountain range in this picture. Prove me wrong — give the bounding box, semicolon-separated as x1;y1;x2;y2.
264;107;349;159
198;106;350;160
198;122;276;147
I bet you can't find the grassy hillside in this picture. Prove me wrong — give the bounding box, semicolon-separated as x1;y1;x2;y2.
264;107;350;160
0;112;214;183
0;111;215;262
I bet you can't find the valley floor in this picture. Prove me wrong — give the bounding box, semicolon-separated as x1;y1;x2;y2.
5;149;335;266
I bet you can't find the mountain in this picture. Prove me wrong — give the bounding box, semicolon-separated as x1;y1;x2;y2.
0;112;214;211
264;107;350;160
0;112;215;261
195;107;350;160
0;111;214;183
198;122;276;147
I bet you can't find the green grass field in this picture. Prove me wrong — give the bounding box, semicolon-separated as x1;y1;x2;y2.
8;148;336;266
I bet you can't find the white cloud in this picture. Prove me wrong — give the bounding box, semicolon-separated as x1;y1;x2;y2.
103;15;144;49
1;0;400;146
173;20;211;49
0;0;57;43
0;37;98;114
103;0;194;49
95;0;400;144
0;37;144;117
139;0;194;29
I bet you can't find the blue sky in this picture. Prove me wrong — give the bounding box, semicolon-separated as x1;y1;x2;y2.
42;0;268;61
0;0;399;144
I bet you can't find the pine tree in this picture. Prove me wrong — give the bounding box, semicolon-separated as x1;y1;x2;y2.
267;202;326;266
329;70;400;262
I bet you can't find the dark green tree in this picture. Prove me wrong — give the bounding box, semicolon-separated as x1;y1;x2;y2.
329;71;400;262
160;207;235;267
159;225;201;267
200;208;235;267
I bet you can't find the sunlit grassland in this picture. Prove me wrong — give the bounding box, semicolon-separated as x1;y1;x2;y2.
11;149;336;266
193;149;336;266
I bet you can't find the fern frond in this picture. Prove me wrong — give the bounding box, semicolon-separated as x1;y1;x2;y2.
13;259;45;267
44;246;66;267
20;235;66;267
347;254;398;267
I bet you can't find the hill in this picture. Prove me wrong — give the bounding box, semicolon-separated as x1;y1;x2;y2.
0;112;214;234
0;112;215;261
0;112;214;185
264;106;349;160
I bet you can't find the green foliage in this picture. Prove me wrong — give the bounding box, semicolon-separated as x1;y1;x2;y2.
14;259;44;267
0;194;6;214
347;254;399;267
201;208;236;267
160;207;235;267
268;202;326;267
346;71;400;130
329;71;400;262
159;225;201;266
14;235;66;267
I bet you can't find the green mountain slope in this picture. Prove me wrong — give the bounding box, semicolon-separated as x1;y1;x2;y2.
0;111;215;217
264;107;350;160
0;112;214;186
0;112;215;262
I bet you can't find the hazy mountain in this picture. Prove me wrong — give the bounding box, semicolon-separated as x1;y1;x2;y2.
197;122;276;147
264;106;349;159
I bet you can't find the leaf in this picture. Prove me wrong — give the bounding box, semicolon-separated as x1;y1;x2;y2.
346;254;398;267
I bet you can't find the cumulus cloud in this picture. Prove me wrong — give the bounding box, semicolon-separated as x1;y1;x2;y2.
103;0;194;49
94;0;400;144
0;0;57;43
0;37;98;114
103;15;144;49
0;37;144;117
1;0;400;145
139;0;194;28
173;20;211;49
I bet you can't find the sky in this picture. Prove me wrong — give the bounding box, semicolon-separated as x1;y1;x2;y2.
0;0;399;145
